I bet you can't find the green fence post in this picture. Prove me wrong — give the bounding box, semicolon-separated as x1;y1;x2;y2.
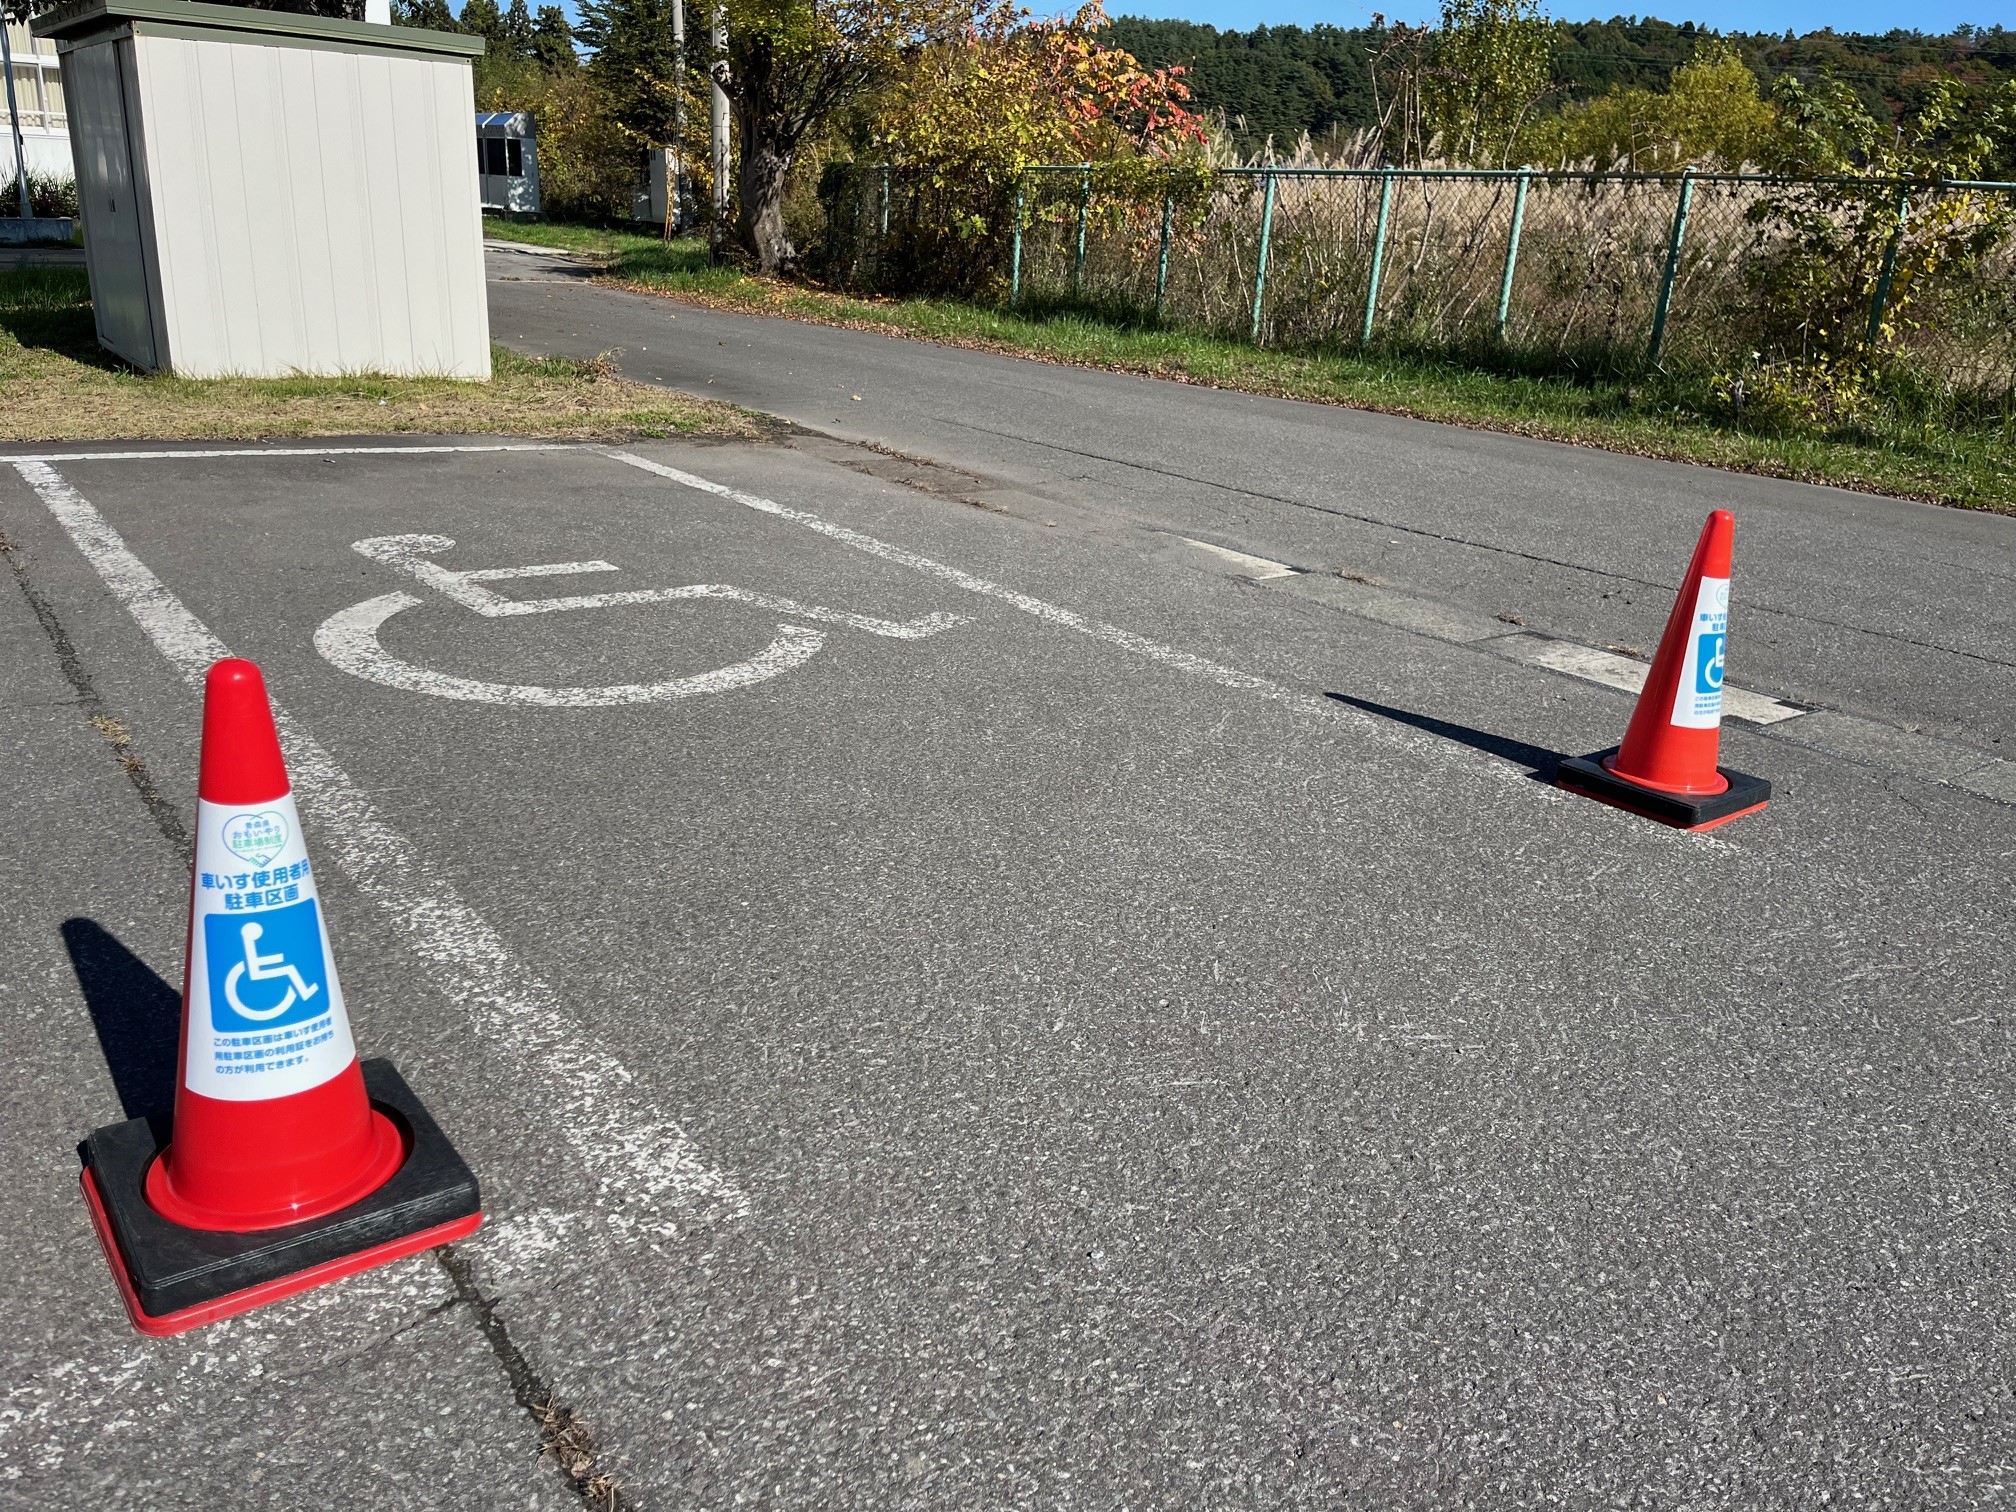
1361;169;1395;349
1646;167;1696;369
1155;184;1174;322
1250;169;1278;343
850;164;865;288
1496;169;1530;341
1073;163;1091;301
1009;174;1025;311
1865;187;1910;349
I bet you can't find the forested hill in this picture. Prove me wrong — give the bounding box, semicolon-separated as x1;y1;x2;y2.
1105;15;2016;151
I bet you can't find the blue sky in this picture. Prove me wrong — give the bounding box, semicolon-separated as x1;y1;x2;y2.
549;0;1996;36
1104;0;1998;34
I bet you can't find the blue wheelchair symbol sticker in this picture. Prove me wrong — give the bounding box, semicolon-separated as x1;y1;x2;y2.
205;898;329;1031
1695;632;1726;695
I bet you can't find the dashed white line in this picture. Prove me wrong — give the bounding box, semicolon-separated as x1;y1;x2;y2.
12;458;748;1237
1173;536;1300;581
1512;638;1804;725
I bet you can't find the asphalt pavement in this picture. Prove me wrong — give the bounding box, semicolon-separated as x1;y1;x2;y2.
0;266;2012;1508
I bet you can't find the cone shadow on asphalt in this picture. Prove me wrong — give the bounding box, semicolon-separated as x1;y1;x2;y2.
62;918;181;1121
1324;693;1565;781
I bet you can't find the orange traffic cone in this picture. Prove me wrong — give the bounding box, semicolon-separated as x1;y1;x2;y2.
1555;510;1771;831
80;660;481;1336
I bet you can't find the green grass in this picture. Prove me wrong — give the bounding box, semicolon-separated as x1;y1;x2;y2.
486;216;2016;513
0;264;753;443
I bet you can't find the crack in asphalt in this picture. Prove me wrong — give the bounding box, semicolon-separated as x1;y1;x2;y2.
934;415;2016;672
437;1247;636;1511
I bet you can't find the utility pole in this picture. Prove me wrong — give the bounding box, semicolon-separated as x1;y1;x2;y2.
709;3;728;259
669;0;685;233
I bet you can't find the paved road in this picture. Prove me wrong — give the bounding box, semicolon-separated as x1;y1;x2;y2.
489;240;2016;769
3;429;2013;1508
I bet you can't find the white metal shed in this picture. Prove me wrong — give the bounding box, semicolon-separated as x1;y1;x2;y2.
35;0;490;378
475;109;537;214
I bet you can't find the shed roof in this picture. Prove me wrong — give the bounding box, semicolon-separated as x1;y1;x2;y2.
476;111;534;131
34;0;486;59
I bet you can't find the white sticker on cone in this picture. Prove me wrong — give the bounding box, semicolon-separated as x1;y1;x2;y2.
186;793;356;1100
1670;576;1730;729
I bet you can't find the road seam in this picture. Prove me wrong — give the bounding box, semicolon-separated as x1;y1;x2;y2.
731;421;2007;798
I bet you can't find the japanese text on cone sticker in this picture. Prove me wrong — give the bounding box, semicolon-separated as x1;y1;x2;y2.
187;794;356;1101
1671;576;1730;729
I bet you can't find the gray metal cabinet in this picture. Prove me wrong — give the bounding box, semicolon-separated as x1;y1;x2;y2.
38;0;490;378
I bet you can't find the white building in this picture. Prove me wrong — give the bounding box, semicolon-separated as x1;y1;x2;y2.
4;17;72;180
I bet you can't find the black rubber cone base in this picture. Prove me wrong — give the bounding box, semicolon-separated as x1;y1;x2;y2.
82;1059;482;1335
1555;748;1771;831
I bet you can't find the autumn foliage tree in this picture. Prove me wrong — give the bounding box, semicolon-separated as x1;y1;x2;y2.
847;1;1203;289
871;0;1205;189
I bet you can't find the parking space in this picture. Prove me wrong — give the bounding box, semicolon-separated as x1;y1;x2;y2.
5;437;2015;1506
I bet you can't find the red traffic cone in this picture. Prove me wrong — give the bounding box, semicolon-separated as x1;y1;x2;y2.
1555;510;1771;831
80;660;481;1336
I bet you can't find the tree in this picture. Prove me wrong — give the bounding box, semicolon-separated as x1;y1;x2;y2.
493;66;642;216
1102;17;1381;153
856;1;1205;293
504;0;535;54
1732;72;2016;419
531;4;577;70
458;0;507;48
874;1;1202;183
1527;41;1775;169
576;0;684;143
391;0;460;29
708;0;974;272
1419;0;1553;165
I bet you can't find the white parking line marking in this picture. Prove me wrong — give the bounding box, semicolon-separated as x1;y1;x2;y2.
13;459;748;1236
1516;639;1804;725
1;444;577;464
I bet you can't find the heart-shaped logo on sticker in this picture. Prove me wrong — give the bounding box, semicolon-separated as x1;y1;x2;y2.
222;811;288;867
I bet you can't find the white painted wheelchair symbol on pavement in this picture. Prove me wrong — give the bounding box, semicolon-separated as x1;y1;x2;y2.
224;921;321;1021
314;534;967;707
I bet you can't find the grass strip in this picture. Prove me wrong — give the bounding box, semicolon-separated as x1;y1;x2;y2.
0;265;753;444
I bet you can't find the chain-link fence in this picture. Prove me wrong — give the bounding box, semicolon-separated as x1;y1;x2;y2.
821;163;2016;398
